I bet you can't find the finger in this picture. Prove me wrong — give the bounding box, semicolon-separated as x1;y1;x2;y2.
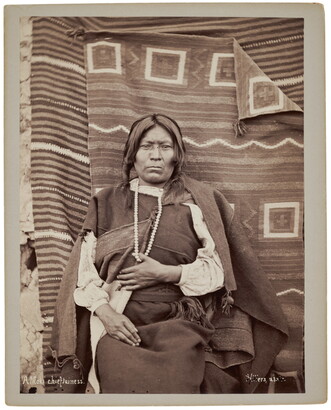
110;328;136;346
107;333;126;344
118;279;137;286
117;273;135;281
120;266;137;274
138;252;148;259
117;330;140;346
122;284;141;291
112;333;136;347
124;321;141;343
119;279;138;289
119;327;139;345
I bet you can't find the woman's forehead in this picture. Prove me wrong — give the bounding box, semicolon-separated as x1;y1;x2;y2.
140;126;173;144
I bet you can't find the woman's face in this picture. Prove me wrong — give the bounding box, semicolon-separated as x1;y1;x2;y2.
134;125;175;188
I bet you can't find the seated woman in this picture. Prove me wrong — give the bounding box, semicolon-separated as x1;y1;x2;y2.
50;114;288;394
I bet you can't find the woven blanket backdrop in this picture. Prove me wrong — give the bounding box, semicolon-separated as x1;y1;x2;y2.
30;17;304;393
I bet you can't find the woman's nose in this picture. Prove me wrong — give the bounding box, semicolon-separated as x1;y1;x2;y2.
150;145;161;159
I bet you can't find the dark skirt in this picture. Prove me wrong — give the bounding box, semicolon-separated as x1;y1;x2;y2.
96;283;242;394
96;297;214;394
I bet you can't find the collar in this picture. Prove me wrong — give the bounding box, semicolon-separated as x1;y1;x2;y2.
129;178;163;198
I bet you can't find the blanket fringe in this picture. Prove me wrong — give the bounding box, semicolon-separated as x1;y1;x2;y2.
233;119;247;138
221;290;234;315
78;229;91;242
168;296;213;329
66;27;86;40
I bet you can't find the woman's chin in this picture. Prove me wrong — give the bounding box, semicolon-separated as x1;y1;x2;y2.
138;176;168;187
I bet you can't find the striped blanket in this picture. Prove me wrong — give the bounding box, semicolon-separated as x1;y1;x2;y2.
30;17;304;393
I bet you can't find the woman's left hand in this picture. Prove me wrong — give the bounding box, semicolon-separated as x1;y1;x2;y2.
117;253;182;290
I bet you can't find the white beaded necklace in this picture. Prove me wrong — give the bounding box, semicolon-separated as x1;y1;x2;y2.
132;180;163;262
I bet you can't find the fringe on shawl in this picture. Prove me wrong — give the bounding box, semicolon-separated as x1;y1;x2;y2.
78;229;92;242
168;289;234;329
168;296;214;329
233;119;247;137
221;290;234;315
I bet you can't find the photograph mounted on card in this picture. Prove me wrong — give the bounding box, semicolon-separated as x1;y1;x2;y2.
4;2;326;406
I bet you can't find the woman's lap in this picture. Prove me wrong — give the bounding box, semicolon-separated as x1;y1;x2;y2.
96;300;213;393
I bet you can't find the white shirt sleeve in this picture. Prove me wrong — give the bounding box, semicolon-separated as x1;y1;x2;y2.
74;202;225;307
73;231;109;314
176;203;225;296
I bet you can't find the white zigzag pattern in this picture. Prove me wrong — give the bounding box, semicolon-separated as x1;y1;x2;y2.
32;97;87;114
276;288;304;297
31;55;85;76
89;123;303;150
274;76;303;86
32;186;89;205
47;17;74;30
39;277;62;282
31;142;90;164
90;123;130;133
183;136;303;150
35;230;74;243
243;34;304;49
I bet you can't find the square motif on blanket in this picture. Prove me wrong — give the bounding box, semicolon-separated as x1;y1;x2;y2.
87;41;122;74
209;53;236;87
249;76;284;115
145;47;187;84
263;202;300;238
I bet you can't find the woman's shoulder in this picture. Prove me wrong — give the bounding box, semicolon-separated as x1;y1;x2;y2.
182;174;234;222
92;183;125;201
182;174;225;198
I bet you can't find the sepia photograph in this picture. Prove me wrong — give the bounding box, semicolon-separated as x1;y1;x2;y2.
4;2;326;406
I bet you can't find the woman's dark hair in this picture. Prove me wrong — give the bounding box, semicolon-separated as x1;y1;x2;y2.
121;114;187;204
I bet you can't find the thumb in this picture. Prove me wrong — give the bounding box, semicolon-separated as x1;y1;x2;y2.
138;253;149;261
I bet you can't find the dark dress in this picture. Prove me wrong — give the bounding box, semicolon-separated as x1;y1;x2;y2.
90;189;215;393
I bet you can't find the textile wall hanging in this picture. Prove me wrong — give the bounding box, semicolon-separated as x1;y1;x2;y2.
83;31;304;391
30;17;304;393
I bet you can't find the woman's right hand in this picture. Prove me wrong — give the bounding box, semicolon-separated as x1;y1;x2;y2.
95;304;141;347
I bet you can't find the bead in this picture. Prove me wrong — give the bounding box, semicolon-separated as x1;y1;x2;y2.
133;180;162;262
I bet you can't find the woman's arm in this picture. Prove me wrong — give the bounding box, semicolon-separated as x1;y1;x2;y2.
73;231;110;313
94;304;141;346
117;203;224;295
117;253;182;290
73;231;140;346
